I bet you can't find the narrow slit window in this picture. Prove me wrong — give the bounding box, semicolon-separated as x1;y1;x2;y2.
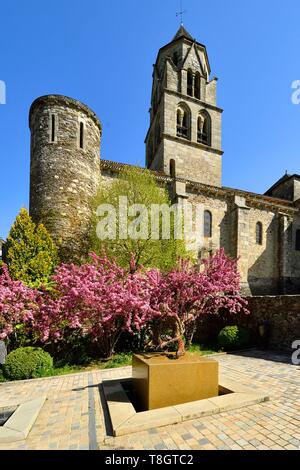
256;222;263;245
170;159;176;178
187;69;193;97
51;115;56;142
79;122;84;149
194;72;201;99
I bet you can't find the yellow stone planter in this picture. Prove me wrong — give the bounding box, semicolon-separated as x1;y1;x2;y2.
132;352;219;411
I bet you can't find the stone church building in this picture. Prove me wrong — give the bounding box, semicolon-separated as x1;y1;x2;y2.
29;26;300;295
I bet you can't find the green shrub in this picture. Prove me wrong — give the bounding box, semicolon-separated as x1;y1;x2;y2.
3;208;59;288
0;368;5;382
3;347;53;380
218;326;250;351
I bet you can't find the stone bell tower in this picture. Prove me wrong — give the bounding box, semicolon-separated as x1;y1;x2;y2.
145;26;223;187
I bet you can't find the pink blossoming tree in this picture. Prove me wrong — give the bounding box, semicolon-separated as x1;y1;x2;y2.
34;254;154;359
0;250;248;360
143;249;249;357
0;265;39;346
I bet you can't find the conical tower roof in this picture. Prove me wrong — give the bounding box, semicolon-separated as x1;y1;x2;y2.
172;25;194;42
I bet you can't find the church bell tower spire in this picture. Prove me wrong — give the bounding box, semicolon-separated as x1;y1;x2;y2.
145;26;223;187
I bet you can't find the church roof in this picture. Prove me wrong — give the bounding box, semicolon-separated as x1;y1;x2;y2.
264;173;300;196
172;25;194;42
100;159;166;179
100;160;295;212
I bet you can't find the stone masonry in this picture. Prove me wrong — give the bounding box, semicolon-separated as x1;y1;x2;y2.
29;95;102;260
145;26;223;187
245;295;300;350
28;26;300;294
195;295;300;351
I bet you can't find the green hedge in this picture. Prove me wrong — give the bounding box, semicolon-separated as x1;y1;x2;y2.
3;347;53;380
218;326;250;351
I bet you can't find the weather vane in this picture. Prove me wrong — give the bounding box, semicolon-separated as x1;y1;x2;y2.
176;0;187;26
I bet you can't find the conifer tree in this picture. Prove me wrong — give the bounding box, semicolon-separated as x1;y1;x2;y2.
3;208;58;288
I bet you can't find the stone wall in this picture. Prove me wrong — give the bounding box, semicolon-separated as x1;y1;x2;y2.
195;295;300;351
29;95;102;261
290;213;300;287
244;295;300;350
160;87;223;187
246;206;281;294
161;132;222;187
174;183;298;295
184;190;231;256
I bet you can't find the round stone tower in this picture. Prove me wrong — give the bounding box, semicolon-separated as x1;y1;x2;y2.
29;94;102;261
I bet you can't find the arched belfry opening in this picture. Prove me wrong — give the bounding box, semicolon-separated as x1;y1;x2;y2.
197;111;211;146
176;104;191;140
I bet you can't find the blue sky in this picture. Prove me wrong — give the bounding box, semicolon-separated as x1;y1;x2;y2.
1;0;300;238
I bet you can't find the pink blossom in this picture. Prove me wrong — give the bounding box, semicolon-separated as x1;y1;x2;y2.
0;265;39;341
0;250;248;358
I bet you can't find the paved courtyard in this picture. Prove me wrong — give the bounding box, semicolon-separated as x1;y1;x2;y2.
0;350;299;450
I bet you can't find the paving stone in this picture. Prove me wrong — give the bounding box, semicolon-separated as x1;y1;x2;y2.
195;424;206;431
0;351;298;451
154;443;168;450
198;438;210;445
182;433;193;441
249;439;262;446
148;428;158;434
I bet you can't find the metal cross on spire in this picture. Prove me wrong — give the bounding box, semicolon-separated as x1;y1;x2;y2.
176;0;187;26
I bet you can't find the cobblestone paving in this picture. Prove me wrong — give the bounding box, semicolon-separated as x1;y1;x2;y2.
0;350;299;450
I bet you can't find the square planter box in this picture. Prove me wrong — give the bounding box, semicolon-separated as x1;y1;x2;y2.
132;352;219;411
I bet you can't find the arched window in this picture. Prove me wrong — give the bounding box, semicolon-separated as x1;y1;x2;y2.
295;230;300;251
176;104;191;140
170;159;176;178
197;111;211;146
194;72;201;99
187;69;193;97
79;122;84;149
204;211;212;238
256;222;263;245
